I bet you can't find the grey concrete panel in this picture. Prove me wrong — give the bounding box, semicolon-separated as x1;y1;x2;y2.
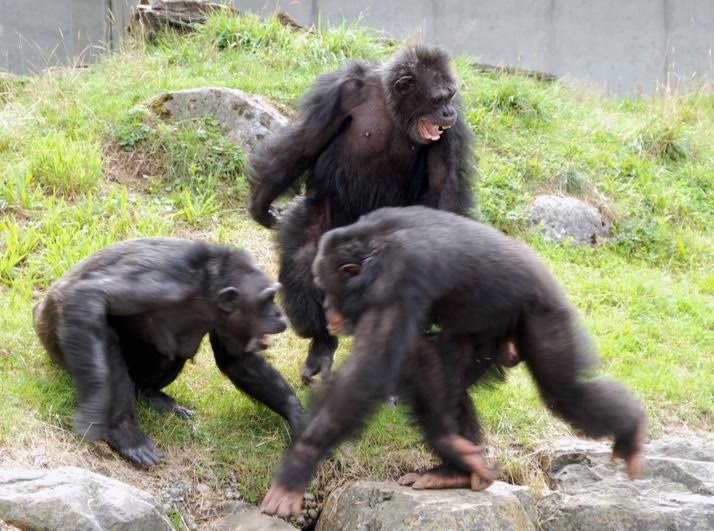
431;0;553;70
549;0;666;93
664;0;714;90
226;0;314;26
2;0;713;94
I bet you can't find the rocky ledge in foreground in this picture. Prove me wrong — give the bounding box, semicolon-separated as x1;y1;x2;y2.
538;436;714;530
0;466;172;531
316;480;538;530
316;436;714;531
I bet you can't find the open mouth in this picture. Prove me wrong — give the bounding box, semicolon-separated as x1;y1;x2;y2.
417;118;452;142
257;334;271;350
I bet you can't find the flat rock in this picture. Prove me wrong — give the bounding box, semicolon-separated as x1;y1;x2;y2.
316;480;537;531
538;437;714;530
148;87;288;152
529;194;610;245
0;466;171;531
210;501;298;530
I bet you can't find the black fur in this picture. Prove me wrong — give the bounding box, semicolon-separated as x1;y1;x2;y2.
33;238;304;465
271;206;646;492
248;46;476;383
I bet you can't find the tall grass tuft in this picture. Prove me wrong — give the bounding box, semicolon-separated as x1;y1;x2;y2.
636;116;697;163
29;132;102;196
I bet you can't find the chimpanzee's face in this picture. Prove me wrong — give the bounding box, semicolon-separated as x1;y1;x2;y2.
394;65;458;145
217;272;287;352
313;238;373;337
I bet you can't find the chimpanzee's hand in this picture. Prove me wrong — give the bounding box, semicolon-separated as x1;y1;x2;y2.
261;481;304;517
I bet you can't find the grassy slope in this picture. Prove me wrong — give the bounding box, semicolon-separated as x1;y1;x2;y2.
1;13;712;511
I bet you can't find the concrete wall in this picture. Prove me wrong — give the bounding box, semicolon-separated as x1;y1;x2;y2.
232;0;714;95
1;1;712;94
0;0;134;74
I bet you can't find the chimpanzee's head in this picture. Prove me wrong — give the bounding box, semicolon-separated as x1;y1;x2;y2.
312;222;395;337
383;45;459;145
213;251;287;352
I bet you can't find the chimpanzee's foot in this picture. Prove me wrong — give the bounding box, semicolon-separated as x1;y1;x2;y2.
399;460;499;490
106;418;161;466
449;436;499;490
140;389;195;420
399;465;471;489
300;336;337;385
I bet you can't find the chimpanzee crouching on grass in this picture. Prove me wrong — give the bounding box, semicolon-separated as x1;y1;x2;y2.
261;206;646;517
33;238;304;465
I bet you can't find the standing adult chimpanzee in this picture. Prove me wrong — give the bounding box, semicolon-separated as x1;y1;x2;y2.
33;238;304;466
261;207;646;516
248;46;475;384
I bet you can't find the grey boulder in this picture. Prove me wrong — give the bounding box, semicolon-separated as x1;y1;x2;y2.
316;480;538;531
0;466;171;531
148;87;288;152
529;194;610;245
538;437;714;530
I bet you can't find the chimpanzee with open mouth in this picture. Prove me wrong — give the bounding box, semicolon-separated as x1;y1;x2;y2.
248;45;476;385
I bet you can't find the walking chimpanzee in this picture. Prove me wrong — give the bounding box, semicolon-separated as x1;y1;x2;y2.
261;207;646;516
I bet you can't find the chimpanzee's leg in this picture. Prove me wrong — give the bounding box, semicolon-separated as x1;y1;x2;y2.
522;304;646;479
111;316;193;420
210;332;305;433
133;358;192;420
276;198;337;384
398;334;498;490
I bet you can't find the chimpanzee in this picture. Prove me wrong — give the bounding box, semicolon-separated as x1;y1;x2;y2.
248;45;475;384
33;238;304;465
261;207;646;516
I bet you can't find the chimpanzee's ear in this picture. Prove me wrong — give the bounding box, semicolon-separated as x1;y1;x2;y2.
394;76;414;96
338;263;361;279
217;287;240;313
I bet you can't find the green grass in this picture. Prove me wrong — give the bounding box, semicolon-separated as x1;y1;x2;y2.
1;11;712;522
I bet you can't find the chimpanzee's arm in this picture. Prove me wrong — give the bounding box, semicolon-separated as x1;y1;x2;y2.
210;332;305;432
270;303;420;494
425;114;475;216
247;63;368;228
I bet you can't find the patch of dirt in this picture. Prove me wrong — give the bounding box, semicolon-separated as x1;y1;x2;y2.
103;141;163;192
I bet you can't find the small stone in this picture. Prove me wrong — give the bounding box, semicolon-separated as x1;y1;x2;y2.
308;508;319;519
296;515;306;526
529;194;611;246
304;493;315;501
